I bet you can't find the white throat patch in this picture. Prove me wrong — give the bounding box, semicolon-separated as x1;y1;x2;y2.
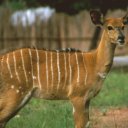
97;72;107;79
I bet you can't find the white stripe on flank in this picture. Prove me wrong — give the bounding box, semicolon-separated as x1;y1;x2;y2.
1;56;4;66
7;54;13;78
13;52;20;83
57;52;61;90
0;56;4;76
75;52;80;84
36;49;42;90
63;53;67;88
73;107;75;114
68;53;72;85
50;52;54;88
82;52;87;85
28;49;34;87
45;51;49;91
20;50;28;85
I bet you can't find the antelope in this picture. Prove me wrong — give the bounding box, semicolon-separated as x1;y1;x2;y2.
0;10;128;128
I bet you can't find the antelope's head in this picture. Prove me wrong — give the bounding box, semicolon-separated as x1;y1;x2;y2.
90;10;128;46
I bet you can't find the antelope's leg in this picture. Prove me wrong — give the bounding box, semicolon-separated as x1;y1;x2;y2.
0;88;32;128
71;97;90;128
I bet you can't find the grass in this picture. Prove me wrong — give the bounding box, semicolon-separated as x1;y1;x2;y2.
91;71;128;107
7;100;74;128
7;71;128;128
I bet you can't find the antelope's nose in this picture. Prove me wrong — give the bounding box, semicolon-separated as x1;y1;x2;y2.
118;36;125;44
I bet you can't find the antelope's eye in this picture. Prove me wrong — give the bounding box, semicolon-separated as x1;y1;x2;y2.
107;26;113;30
122;26;124;30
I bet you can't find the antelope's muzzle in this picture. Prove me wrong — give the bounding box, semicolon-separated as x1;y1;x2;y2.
117;35;125;45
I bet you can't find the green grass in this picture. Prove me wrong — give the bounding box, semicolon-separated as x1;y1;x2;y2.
7;71;128;128
7;100;74;128
91;71;128;107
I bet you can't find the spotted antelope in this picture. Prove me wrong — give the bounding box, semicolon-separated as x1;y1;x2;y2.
0;10;128;128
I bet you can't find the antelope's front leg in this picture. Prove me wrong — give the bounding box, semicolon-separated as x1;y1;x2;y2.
71;97;90;128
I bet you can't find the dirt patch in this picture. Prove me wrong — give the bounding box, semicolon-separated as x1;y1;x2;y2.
90;108;128;128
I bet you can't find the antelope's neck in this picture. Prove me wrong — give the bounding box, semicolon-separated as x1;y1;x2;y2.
96;31;116;74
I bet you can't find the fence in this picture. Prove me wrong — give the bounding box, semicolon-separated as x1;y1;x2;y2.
0;9;95;54
0;9;127;56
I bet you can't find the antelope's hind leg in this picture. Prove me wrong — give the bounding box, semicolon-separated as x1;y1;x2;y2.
0;87;32;128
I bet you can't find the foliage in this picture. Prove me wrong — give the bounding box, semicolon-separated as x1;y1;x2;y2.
0;0;26;10
0;0;128;14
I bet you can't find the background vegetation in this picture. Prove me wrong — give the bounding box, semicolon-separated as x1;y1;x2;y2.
1;0;128;14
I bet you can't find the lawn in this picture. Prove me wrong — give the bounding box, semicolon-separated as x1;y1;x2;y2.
7;71;128;128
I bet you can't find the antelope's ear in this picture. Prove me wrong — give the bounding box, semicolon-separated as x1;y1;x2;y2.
90;10;104;26
123;12;128;25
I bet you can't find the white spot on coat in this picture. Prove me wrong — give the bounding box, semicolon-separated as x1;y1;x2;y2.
33;76;37;80
16;90;20;93
11;85;14;89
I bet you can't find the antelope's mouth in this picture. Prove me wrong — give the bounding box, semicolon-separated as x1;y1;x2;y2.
117;39;125;45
